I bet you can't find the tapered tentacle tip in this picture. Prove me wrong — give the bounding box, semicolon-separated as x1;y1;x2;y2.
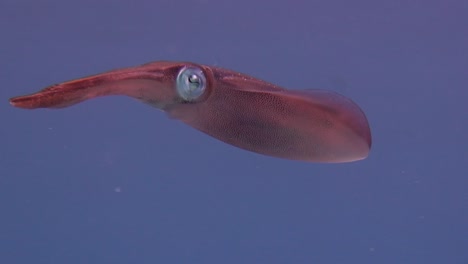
9;91;69;109
9;96;34;109
9;81;95;109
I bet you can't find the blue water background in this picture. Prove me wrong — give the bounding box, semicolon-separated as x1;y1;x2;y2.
1;0;467;263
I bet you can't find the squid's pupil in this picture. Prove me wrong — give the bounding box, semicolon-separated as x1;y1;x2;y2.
188;74;200;85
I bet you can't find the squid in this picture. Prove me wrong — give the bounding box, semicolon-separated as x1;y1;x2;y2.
9;61;372;163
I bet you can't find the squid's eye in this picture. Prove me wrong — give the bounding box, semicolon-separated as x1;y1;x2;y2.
176;66;206;102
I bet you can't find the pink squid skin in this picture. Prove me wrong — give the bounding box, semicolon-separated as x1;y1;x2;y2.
9;61;371;163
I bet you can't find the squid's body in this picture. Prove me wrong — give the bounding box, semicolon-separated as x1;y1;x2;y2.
10;61;371;163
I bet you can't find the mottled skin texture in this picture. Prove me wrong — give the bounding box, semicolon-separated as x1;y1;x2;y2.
9;61;371;163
